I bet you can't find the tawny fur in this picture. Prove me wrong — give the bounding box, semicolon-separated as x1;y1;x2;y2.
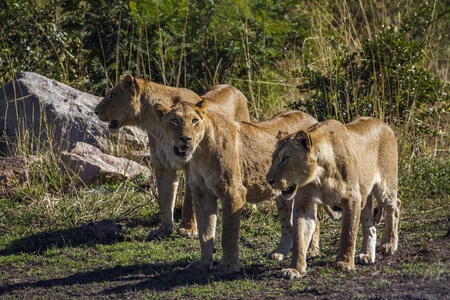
154;100;321;272
94;74;250;240
266;117;400;279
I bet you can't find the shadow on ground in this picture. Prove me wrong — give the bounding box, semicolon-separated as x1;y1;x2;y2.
0;260;270;296
0;217;161;255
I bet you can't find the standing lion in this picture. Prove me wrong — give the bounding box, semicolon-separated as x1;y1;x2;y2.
94;74;250;240
153;100;321;272
266;117;400;279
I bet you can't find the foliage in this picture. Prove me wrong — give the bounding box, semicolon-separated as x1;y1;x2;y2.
0;2;449;297
0;0;82;85
399;156;450;203
289;2;449;137
1;0;309;98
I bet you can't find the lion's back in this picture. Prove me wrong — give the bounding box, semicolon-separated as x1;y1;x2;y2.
202;84;250;122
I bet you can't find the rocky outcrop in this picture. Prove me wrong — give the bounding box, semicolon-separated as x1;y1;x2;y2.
61;142;151;186
0;72;147;156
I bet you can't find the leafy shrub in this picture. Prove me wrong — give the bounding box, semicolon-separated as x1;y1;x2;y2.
0;0;81;85
290;2;449;137
1;0;310;99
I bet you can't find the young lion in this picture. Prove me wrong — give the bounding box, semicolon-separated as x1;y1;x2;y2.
153;100;320;272
266;117;400;279
94;74;250;240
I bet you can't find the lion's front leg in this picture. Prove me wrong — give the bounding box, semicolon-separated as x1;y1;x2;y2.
177;172;198;238
186;187;218;271
146;161;178;241
268;195;293;261
283;196;316;279
217;187;246;272
336;192;361;271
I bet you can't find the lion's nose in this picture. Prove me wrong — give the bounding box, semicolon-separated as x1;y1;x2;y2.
179;136;191;143
267;178;275;185
94;109;99;115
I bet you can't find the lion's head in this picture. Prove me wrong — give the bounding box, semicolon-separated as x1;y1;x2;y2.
266;130;320;200
153;100;207;163
94;74;141;133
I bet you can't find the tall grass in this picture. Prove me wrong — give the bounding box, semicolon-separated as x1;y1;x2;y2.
289;0;449;159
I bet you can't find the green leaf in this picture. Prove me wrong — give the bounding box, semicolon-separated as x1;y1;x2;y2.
129;1;137;12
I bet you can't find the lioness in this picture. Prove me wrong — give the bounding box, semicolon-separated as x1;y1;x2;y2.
266;117;400;279
94;74;250;240
153;100;320;272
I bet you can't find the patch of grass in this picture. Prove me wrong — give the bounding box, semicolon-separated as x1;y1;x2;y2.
402;260;448;280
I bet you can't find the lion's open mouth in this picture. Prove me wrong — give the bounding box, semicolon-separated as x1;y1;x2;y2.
174;145;193;156
108;120;119;130
281;184;298;196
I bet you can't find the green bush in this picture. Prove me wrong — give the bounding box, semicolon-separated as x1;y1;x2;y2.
1;0;310;99
0;0;81;85
290;2;449;138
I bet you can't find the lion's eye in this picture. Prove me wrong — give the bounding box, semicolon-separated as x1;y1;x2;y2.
192;119;198;125
172;118;179;125
281;156;289;164
106;94;114;101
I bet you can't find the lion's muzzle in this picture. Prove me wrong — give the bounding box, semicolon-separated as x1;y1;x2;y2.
281;183;298;196
108;120;119;130
174;136;194;157
267;176;298;199
174;145;193;156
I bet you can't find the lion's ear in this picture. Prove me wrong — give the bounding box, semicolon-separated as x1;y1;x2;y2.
276;130;289;140
120;74;139;93
195;99;208;111
120;74;133;85
292;130;312;151
153;103;171;120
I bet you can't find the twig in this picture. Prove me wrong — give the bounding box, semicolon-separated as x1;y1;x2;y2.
0;223;13;232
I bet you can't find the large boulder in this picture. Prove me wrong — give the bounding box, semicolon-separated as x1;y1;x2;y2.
61;142;151;186
0;72;147;156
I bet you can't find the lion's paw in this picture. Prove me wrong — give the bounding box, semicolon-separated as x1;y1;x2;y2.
381;242;397;256
217;260;241;272
281;268;305;280
177;227;198;238
306;248;320;259
146;227;172;241
186;260;210;272
336;261;355;271
268;251;286;261
355;253;375;265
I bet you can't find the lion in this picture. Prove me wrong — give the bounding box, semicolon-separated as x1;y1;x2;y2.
94;74;250;240
266;117;401;279
153;100;324;272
